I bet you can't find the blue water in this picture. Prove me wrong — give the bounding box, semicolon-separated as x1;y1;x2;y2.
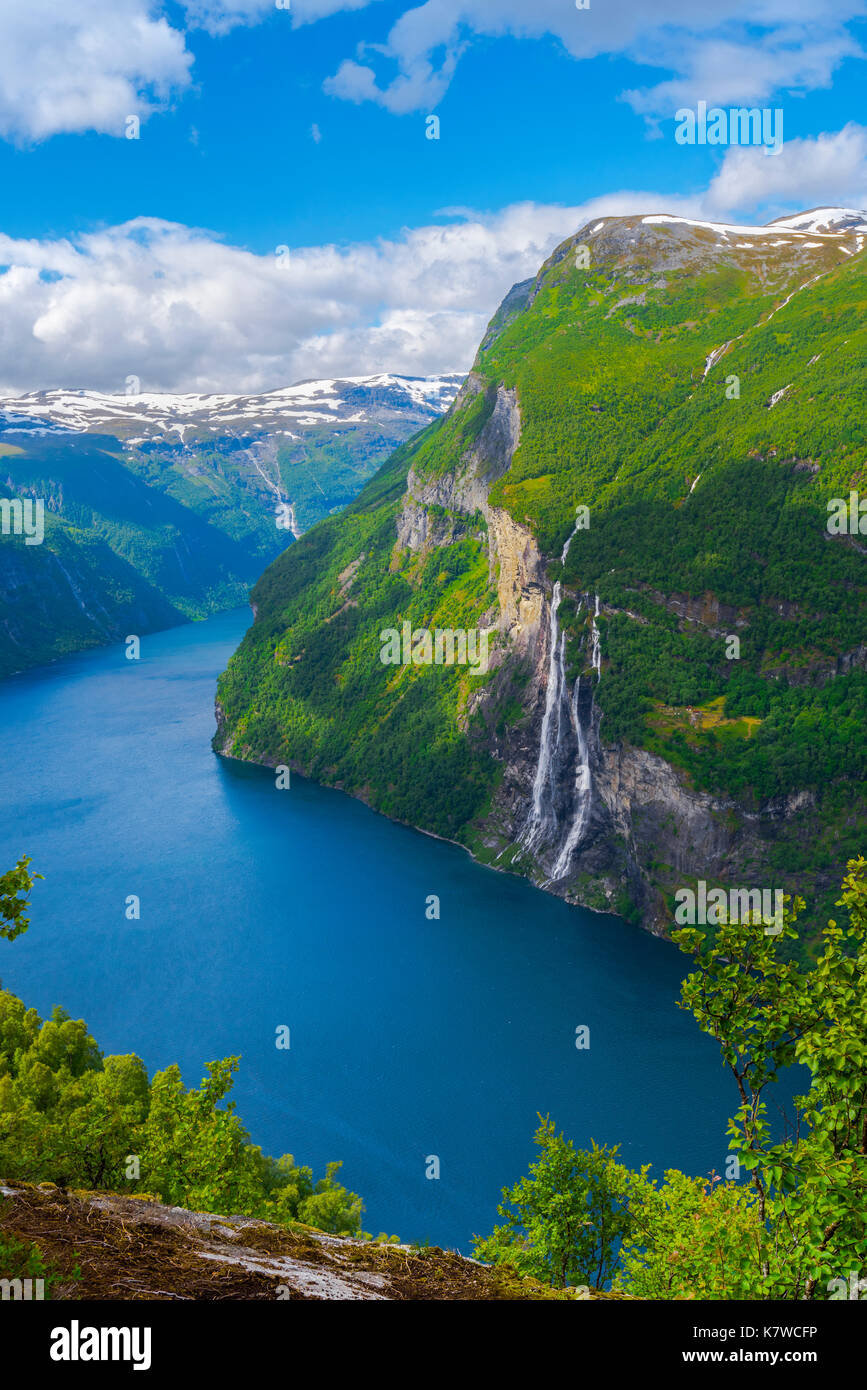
0;609;738;1248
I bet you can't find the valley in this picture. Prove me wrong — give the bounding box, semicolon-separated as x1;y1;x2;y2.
0;374;460;676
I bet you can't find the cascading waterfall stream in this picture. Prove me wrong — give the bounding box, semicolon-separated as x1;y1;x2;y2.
549;594;601;880
523;598;565;850
550;669;592;881
589;593;601;675
522;513;602;876
522;520;580;852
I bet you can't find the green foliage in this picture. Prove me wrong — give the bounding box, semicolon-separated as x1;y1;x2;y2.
0;857;42;941
474;1122;762;1299
0;1217;68;1298
261;1156;365;1234
0;988;366;1237
0;435;265;677
674;856;867;1298
216;428;501;839
473;1121;638;1289
614;1169;761;1300
477;859;867;1299
0;409;428;677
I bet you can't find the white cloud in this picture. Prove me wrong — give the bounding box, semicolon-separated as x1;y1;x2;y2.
704;121;867;214
179;0;274;36
0;0;861;141
0;0;193;142
179;0;377;37
0;205;592;392
0;127;863;393
0;0;373;140
0;0;357;142
326;50;460;115
319;0;866;115
623;29;863;121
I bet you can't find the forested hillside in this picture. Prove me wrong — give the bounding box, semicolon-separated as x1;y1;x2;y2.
215;209;867;944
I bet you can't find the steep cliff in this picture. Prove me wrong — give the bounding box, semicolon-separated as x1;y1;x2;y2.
215;208;867;943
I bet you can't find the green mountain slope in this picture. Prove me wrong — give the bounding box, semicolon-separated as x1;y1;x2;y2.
214;430;499;838
0;434;263;675
215;209;867;945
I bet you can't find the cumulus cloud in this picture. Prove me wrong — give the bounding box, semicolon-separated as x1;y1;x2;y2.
622;28;863;122
0;0;376;141
326;47;463;116
0;205;578;392
703;121;867;214
0;0;861;141
0;127;863;393
320;0;865;116
0;0;393;141
0;199;677;394
0;0;193;142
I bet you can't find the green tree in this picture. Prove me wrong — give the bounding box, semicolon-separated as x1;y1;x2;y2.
673;856;867;1298
0;857;42;941
615;1170;760;1300
473;1119;636;1288
0;859;367;1240
138;1057;270;1215
53;1055;151;1189
262;1156;365;1235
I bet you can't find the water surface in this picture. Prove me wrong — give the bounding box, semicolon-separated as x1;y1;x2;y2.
0;610;738;1247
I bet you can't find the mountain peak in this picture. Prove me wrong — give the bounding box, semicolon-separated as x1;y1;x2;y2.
765;206;867;235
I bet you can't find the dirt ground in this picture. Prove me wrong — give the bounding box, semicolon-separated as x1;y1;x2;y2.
0;1181;600;1301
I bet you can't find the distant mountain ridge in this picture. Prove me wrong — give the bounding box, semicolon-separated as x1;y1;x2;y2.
0;373;463;442
0;373;461;677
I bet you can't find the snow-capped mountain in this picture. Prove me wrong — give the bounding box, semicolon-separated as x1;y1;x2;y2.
765;206;867;237
0;373;464;442
634;206;867;241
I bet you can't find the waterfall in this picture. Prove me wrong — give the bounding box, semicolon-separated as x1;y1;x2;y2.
551;674;592;881
589;594;601;675
522;515;601;873
521;520;580;851
523;580;566;851
549;591;602;879
522;575;602;876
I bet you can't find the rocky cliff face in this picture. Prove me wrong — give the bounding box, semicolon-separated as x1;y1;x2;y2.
389;382;748;934
412;392;840;933
397;377;546;649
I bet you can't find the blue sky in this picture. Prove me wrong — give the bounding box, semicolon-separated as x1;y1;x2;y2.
0;0;866;392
